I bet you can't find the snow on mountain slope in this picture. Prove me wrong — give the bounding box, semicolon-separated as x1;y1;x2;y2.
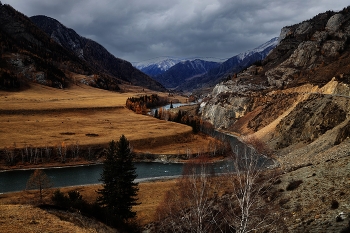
133;57;183;76
236;37;279;61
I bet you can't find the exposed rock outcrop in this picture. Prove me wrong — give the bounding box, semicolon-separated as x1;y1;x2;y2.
200;6;350;167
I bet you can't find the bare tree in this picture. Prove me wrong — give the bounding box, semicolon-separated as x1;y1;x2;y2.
4;146;16;165
44;145;51;161
71;141;80;160
26;169;52;201
223;138;283;233
155;156;221;233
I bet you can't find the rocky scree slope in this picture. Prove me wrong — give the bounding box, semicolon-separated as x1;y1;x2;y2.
200;6;350;167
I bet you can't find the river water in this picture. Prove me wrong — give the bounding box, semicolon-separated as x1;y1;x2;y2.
0;131;272;193
0;160;236;193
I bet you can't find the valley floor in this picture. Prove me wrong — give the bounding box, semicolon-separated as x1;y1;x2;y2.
0;83;220;170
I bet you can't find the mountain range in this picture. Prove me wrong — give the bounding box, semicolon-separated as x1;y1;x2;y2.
0;2;279;93
133;57;183;77
152;59;221;89
136;37;278;91
30;15;165;92
176;37;279;91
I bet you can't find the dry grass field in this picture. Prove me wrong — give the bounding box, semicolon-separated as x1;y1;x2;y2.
0;83;214;156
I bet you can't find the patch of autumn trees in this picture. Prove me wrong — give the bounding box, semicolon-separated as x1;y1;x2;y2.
126;94;215;134
126;94;168;114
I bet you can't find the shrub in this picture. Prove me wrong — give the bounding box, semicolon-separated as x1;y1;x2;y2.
52;189;69;208
331;199;339;209
286;180;303;191
68;190;82;202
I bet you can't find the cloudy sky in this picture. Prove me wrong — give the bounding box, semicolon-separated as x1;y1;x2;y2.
2;0;348;63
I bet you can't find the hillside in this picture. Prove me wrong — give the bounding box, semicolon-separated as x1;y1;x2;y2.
0;3;92;89
30;15;165;92
194;7;350;232
200;7;350;166
0;3;165;92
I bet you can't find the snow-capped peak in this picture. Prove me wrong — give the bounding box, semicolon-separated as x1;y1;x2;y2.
236;37;279;61
133;57;183;71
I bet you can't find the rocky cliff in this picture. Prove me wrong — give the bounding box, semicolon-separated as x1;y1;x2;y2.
200;6;350;167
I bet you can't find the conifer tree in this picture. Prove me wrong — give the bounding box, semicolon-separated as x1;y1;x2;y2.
97;135;139;223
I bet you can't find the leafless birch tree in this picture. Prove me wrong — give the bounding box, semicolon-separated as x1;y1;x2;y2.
155;156;221;233
223;136;283;233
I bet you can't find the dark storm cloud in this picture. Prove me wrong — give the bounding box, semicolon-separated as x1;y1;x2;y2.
2;0;347;62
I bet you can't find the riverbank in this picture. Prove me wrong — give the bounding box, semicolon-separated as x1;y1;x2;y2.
2;154;349;232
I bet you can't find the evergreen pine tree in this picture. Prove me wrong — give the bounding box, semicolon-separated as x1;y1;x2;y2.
97;135;139;223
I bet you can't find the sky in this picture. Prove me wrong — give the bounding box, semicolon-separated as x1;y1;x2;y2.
1;0;348;63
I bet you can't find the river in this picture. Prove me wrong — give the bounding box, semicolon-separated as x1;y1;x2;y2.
0;160;236;193
0;131;272;193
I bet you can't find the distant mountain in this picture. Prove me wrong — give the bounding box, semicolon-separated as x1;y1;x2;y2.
176;37;279;91
30;15;165;91
152;59;221;89
134;57;183;77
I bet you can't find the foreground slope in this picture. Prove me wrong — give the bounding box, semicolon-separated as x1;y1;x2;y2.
0;204;116;233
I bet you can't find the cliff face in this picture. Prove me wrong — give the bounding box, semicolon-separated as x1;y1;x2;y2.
200;6;350;166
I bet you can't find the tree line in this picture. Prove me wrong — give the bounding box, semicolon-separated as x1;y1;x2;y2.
1;142;100;166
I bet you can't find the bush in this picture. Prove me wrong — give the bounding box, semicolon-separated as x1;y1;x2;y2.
51;189;69;208
286;180;303;191
68;190;82;202
331;199;339;209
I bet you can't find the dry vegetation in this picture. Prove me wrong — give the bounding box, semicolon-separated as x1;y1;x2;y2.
0;83;221;169
0;204;116;233
0;180;177;229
